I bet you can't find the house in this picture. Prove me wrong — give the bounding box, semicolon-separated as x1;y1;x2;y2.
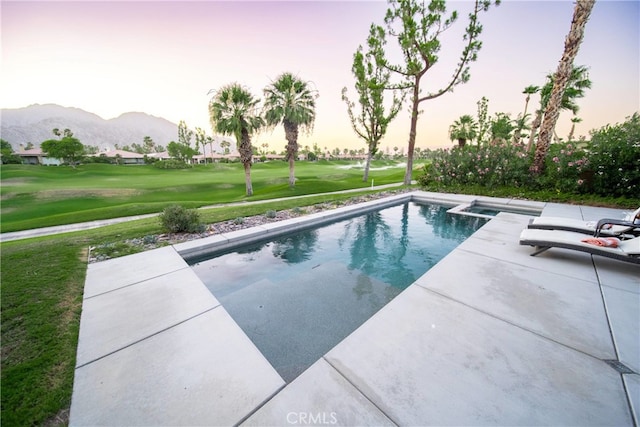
265;154;286;161
192;153;226;164
16;148;62;166
147;151;171;160
97;150;145;165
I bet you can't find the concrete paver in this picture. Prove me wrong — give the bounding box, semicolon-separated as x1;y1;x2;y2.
541;202;584;218
84;246;189;297
70;308;284;426
76;267;219;367
69;192;639;425
243;359;395;427
416;248;616;360
325;284;631;426
624;374;640;426
602;284;640;373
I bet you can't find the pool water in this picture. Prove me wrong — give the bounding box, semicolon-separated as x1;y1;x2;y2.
191;202;487;382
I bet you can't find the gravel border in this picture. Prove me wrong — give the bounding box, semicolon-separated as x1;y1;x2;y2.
88;189;412;263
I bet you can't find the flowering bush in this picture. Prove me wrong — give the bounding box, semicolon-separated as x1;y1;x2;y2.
419;113;639;200
585;113;639;198
538;142;590;193
418;140;531;188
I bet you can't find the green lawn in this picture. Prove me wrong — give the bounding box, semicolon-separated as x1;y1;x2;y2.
0;160;407;232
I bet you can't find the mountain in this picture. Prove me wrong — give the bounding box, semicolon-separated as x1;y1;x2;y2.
0;104;179;152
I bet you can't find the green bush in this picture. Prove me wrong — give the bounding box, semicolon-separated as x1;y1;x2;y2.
585;113;640;198
265;210;277;219
84;155;112;164
159;205;203;233
538;141;590;194
418;141;531;188
418;114;640;200
153;159;192;169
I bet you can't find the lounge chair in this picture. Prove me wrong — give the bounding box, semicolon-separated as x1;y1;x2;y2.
527;207;640;238
519;228;640;264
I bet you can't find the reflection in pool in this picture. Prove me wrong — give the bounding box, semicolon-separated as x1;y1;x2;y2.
190;202;487;382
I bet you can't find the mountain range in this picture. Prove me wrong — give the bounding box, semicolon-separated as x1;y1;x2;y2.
1;104;181;152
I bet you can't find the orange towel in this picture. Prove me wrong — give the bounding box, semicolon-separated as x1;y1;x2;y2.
581;237;620;248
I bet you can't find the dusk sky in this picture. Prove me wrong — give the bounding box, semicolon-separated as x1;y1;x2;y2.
2;1;638;153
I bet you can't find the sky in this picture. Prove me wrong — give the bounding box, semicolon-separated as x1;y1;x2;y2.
1;0;639;153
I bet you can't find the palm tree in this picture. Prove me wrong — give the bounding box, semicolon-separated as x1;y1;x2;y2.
521;85;540;119
263;72;318;188
567;116;582;141
533;0;595;174
512;113;531;144
526;64;591;151
489;113;515;143
448;115;478;148
513;85;539;144
208;83;264;196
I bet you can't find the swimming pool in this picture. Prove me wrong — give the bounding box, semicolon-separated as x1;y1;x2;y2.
190;202;488;382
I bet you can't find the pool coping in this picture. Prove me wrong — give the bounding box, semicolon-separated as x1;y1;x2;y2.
174;191;546;262
69;191;639;426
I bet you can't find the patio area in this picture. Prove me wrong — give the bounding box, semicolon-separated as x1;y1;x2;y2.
69;191;639;426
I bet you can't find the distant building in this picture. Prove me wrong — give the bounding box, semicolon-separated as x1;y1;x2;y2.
147;151;171;160
97;149;145;165
16;148;62;166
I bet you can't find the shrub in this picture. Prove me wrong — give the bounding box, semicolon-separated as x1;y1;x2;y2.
233;217;245;225
159;205;203;233
153;159;192;169
585;113;640;198
85;155;112;164
538;141;590;194
144;155;159;164
418;141;530;189
265;210;277;219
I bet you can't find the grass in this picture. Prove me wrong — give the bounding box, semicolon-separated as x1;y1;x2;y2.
0;160;407;232
2;159;636;426
1;238;86;426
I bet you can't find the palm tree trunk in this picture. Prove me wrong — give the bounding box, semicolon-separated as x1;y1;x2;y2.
243;162;253;196
532;0;595;175
567;123;576;141
526;111;542;152
523;95;531;119
284;120;298;188
238;128;253;196
515;94;531;144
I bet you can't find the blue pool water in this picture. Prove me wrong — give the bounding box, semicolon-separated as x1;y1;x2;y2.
191;202;487;382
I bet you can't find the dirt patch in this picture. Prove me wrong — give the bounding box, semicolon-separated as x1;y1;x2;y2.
265;178;289;185
319;174;349;180
1;178;33;185
43;408;69;427
216;183;234;189
35;188;142;200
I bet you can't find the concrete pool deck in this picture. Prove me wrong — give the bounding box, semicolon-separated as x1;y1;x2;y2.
69;191;639;426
